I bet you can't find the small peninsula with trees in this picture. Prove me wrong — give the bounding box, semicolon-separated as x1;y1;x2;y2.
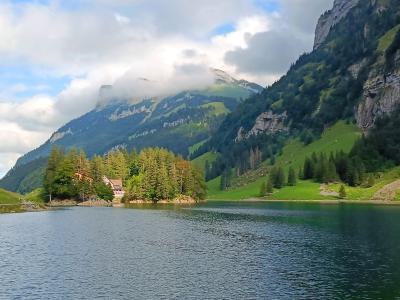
43;146;207;205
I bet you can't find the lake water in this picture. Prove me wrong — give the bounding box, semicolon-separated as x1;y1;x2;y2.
1;202;400;299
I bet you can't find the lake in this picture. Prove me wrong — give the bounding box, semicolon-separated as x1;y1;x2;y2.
1;202;400;299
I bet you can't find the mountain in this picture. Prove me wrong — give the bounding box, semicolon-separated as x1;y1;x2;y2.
0;69;262;193
196;0;400;181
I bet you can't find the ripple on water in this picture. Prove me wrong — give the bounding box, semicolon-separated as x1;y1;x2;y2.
0;203;400;299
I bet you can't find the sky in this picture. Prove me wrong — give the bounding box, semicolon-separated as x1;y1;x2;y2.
0;0;333;177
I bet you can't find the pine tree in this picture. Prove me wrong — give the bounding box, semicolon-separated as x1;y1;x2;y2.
91;155;105;182
303;157;314;179
53;156;77;199
367;175;375;187
266;177;274;194
44;145;63;202
287;167;297;186
259;182;267;197
274;167;285;189
339;185;347;199
298;167;303;180
249;148;255;169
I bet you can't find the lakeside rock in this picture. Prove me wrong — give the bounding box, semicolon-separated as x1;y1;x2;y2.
129;195;198;205
46;200;78;207
21;201;45;212
78;199;112;207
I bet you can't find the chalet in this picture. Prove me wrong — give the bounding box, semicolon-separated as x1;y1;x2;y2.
103;176;125;199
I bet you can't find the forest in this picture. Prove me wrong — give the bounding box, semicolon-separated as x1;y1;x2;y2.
43;146;207;203
193;0;400;182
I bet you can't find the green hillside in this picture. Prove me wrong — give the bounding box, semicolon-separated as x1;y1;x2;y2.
192;151;219;172
0;189;23;213
0;188;21;204
207;121;361;200
275;121;361;172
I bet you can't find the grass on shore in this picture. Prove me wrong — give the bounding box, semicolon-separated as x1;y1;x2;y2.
207;121;361;201
25;188;46;205
0;188;22;205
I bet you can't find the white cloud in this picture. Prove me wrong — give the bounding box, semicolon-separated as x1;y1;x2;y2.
0;0;335;177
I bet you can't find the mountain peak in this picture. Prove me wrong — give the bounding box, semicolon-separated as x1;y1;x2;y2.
314;0;361;49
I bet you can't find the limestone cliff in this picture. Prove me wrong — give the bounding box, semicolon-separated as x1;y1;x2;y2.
314;0;361;49
236;111;287;142
356;72;400;131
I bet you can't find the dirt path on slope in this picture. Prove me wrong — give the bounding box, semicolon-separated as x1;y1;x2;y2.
373;180;400;200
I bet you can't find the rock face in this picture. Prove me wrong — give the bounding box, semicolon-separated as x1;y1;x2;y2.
236;111;288;142
348;59;367;79
356;72;400;131
314;0;361;49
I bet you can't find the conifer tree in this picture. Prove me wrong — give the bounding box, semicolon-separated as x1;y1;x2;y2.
288;167;297;186
259;182;267;197
272;166;285;189
43;145;63;202
266;177;274;194
303;157;314;180
339;185;347;199
367;175;375;188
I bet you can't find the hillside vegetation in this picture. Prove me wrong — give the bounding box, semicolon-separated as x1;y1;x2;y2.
0;188;21;205
198;0;400;192
207;121;360;200
0;189;23;213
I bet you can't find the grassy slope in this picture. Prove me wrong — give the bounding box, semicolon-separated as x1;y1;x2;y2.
377;24;400;52
200;102;230;116
192;151;219;172
276;121;361;172
25;188;46;205
189;139;209;156
329;167;400;200
0;188;21;204
207;121;361;200
0;188;23;213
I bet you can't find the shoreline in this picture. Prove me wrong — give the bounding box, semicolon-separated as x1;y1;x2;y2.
213;198;400;205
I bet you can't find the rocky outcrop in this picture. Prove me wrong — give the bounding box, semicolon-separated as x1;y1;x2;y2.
373;179;400;200
236;111;288;142
21;201;45;211
356;72;400;130
46;199;78;207
348;59;367;79
129;196;198;205
50;129;72;143
314;0;361;49
78;199;112;207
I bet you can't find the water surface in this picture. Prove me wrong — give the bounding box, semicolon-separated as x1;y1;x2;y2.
1;202;400;299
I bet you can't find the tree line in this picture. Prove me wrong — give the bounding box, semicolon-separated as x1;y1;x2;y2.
43;146;207;202
259;166;297;196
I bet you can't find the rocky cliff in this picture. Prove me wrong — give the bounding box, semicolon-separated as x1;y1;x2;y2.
314;0;361;49
235;111;288;142
357;72;400;131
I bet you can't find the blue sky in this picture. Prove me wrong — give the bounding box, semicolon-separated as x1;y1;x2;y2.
0;65;70;100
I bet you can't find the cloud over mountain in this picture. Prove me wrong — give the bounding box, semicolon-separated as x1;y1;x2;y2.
0;0;333;177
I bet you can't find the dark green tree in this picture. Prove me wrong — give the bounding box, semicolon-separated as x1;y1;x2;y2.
287;167;297;186
266;176;274;194
95;182;114;201
339;185;347;199
259;182;267;197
